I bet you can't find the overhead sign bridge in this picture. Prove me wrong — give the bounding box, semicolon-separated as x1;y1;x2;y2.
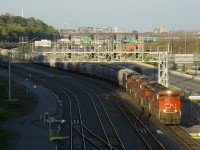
2;34;171;87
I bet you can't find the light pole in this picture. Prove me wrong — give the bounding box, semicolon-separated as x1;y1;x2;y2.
184;33;187;73
195;33;199;76
4;45;18;101
8;52;11;100
26;78;28;95
30;37;38;52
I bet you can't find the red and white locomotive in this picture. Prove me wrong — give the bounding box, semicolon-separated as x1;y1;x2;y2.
127;74;181;124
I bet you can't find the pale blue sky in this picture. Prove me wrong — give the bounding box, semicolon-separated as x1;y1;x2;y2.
0;0;199;32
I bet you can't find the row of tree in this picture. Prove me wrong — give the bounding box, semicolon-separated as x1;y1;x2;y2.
0;13;59;43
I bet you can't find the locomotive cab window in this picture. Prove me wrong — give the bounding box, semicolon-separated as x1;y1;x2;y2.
171;94;179;100
159;94;168;100
171;94;179;97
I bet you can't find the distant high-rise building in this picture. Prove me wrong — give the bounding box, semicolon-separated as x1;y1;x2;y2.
152;24;167;33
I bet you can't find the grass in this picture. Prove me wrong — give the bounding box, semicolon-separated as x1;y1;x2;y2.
0;128;11;150
0;77;36;150
0;127;12;150
144;38;199;54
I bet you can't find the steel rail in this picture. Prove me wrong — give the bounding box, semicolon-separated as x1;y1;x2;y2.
167;125;200;150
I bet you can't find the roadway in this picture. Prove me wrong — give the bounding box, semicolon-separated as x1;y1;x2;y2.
0;69;57;150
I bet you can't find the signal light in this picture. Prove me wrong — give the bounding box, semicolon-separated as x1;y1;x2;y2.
135;34;138;40
91;35;94;40
113;35;117;40
68;35;71;40
114;53;117;58
136;53;138;58
68;53;71;58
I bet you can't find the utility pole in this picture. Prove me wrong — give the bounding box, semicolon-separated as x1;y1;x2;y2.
3;44;19;101
8;52;11;100
30;37;38;52
196;33;199;76
184;33;187;73
6;51;17;101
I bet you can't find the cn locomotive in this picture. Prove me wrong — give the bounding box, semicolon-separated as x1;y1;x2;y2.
127;75;181;124
51;62;181;125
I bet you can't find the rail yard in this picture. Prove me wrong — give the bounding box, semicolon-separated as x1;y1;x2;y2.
0;61;200;149
1;32;200;149
1;1;200;149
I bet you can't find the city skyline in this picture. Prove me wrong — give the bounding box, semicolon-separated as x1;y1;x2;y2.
0;0;200;32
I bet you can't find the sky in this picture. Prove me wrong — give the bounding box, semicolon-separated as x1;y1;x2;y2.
0;0;199;32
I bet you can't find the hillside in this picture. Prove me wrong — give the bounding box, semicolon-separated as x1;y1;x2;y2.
0;13;59;42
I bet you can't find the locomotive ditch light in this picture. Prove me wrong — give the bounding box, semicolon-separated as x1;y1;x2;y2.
163;109;167;112
175;109;178;112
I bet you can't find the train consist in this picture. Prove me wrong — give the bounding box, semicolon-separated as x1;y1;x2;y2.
48;62;181;125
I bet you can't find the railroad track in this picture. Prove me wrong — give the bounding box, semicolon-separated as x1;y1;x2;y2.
12;64;125;149
14;63;200;150
167;125;200;150
108;91;166;150
52;77;126;150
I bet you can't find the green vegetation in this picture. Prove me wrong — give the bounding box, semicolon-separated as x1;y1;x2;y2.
0;77;36;149
0;128;11;150
171;61;178;71
0;13;59;42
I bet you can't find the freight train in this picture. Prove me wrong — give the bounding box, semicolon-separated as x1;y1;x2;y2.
49;61;181;124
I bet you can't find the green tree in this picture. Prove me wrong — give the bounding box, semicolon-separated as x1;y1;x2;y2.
171;61;177;71
182;64;186;73
0;13;59;42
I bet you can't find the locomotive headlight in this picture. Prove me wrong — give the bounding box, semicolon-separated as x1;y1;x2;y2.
163;109;166;112
167;90;172;94
175;109;177;112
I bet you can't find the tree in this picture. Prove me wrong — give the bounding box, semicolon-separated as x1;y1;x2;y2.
0;13;59;42
182;64;186;73
171;61;177;71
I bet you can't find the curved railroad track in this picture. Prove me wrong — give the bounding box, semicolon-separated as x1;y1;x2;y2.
11;64;126;149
